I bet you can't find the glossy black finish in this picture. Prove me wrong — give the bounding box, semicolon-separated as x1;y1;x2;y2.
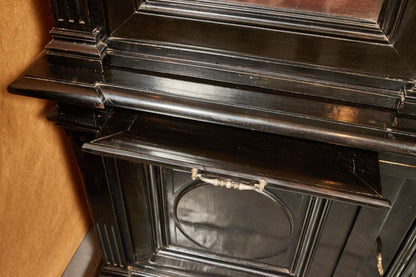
192;0;384;21
113;13;405;77
8;55;416;157
8;0;416;276
83;110;388;208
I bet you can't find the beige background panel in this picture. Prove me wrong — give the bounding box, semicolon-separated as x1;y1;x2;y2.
0;1;90;276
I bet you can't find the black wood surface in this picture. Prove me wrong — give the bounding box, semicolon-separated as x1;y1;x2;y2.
83;110;388;208
8;55;416;157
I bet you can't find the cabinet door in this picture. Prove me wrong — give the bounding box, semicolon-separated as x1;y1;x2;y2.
78;110;404;276
99;159;340;276
88;158;399;277
69;119;416;277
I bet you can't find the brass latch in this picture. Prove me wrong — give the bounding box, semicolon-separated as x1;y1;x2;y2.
377;237;384;276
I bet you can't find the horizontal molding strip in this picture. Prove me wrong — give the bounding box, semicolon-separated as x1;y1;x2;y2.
8;55;416;156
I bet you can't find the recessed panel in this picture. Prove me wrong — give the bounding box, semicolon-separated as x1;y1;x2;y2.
164;169;311;271
176;184;292;259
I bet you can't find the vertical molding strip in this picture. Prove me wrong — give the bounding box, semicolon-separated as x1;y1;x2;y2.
96;223;126;267
386;222;416;276
111;226;124;267
96;223;110;264
292;197;331;276
101;157;130;266
73;0;83;24
62;0;72;23
103;224;116;266
79;0;89;24
49;0;63;22
147;165;165;250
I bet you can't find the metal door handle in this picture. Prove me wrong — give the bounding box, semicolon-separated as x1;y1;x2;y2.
191;168;267;191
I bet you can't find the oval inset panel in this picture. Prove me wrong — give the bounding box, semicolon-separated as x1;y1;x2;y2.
174;183;293;260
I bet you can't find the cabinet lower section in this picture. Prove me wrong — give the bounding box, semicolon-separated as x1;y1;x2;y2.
67;124;416;277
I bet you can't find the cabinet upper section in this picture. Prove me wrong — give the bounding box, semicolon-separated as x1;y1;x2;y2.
46;0;416;77
8;0;416;157
39;0;416;114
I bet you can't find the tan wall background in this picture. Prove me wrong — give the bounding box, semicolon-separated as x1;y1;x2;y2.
0;1;90;276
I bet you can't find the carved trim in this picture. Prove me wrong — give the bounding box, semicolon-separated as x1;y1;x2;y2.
96;223;125;267
291;198;331;276
105;158;136;263
46;29;107;72
50;0;94;30
47;0;108;71
146;164;166;250
142;0;388;43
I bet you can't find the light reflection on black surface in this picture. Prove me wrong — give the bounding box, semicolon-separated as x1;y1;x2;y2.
220;0;383;20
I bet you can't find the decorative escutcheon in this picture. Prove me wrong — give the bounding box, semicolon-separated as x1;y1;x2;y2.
191;168;267;191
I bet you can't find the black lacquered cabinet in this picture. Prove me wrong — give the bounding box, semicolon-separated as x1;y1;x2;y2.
9;0;416;276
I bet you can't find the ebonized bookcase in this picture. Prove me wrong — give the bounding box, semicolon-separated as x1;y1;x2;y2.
9;0;416;276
